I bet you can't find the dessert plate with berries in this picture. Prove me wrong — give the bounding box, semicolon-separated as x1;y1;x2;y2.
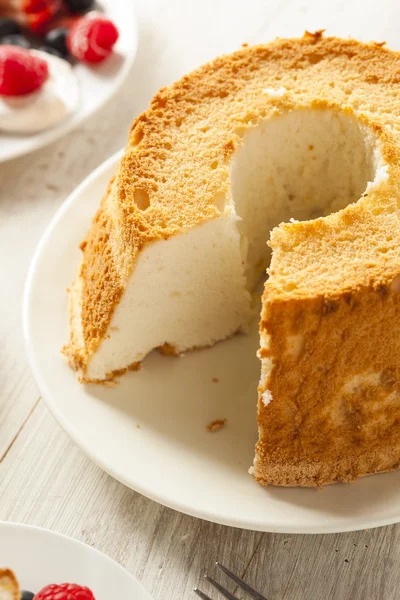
0;522;153;599
0;0;138;162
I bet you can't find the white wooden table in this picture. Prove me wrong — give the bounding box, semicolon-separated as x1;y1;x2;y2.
1;1;400;598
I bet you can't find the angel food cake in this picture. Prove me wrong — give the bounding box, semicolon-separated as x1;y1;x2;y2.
64;32;400;486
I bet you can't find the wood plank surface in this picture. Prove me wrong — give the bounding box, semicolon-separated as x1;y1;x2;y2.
2;0;400;598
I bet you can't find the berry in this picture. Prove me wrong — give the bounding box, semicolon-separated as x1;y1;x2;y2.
22;0;56;14
67;12;119;64
65;0;95;13
0;34;31;49
22;0;62;34
0;18;21;38
34;582;95;600
27;10;55;33
0;45;49;96
44;27;68;57
21;592;35;600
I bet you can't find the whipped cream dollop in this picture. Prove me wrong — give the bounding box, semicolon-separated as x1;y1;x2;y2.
0;50;79;134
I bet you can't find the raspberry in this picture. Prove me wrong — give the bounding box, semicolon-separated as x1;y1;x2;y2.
34;582;95;600
23;0;54;13
22;0;62;33
0;46;49;96
67;12;119;64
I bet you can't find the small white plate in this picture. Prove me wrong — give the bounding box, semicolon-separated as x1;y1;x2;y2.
0;1;138;163
0;522;153;598
24;151;400;534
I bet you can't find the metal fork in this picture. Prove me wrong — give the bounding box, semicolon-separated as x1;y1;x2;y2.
194;562;267;600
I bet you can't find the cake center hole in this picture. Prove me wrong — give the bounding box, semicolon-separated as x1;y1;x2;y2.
230;108;378;289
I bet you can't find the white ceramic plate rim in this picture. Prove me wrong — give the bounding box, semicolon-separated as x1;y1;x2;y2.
0;521;153;598
0;4;137;163
24;150;400;535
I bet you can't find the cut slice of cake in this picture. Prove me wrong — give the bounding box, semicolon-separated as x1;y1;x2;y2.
64;32;400;486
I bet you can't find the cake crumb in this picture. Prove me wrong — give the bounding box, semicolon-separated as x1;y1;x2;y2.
136;424;141;429
207;418;227;432
212;377;219;383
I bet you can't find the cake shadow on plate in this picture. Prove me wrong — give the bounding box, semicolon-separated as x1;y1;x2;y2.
86;321;260;475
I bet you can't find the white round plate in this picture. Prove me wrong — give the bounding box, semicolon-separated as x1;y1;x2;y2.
0;522;153;598
24;151;400;534
0;1;137;163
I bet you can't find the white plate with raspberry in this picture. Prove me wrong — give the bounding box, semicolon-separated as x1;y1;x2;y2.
0;522;153;599
0;0;138;163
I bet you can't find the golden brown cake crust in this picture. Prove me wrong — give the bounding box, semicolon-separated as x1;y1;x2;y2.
0;569;19;600
256;281;400;486
65;32;400;379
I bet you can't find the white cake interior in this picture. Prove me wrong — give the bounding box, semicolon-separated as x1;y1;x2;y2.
79;107;382;380
86;214;252;379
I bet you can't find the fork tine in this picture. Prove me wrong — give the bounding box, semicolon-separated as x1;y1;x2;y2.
205;575;240;600
194;588;213;600
216;563;268;600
